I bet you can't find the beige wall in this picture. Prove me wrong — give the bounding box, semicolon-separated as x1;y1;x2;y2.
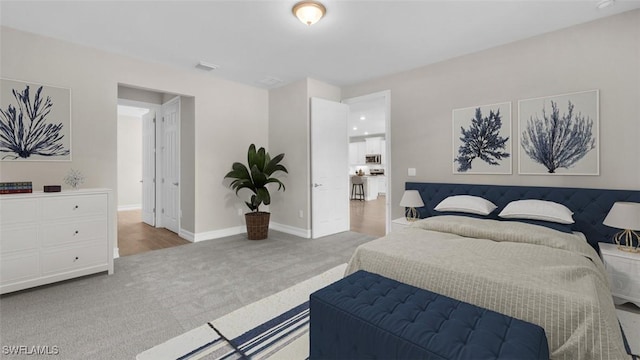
0;26;268;240
116;114;143;208
268;78;341;234
342;10;640;220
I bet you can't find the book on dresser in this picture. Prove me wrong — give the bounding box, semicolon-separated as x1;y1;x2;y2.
0;188;115;294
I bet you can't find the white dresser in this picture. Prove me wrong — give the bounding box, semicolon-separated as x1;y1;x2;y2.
0;189;114;294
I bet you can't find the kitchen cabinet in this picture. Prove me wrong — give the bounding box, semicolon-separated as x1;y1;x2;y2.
377;175;387;195
365;137;383;154
363;176;379;201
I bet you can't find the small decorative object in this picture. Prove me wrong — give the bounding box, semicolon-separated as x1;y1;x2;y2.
0;181;32;194
224;144;288;240
453;102;512;174
43;185;62;193
518;90;599;175
64;169;85;189
603;202;640;253
399;190;424;222
0;79;71;161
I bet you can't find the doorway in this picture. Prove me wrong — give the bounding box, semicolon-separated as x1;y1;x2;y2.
343;91;391;238
116;91;185;256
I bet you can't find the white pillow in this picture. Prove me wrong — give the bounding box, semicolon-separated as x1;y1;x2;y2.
434;195;497;216
498;200;574;224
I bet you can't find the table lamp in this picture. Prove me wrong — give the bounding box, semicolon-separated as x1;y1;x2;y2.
603;201;640;253
399;190;424;222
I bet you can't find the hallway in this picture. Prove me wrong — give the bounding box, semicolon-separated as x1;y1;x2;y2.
117;210;190;256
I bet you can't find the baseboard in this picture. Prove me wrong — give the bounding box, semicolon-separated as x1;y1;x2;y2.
184;223;310;243
192;226;246;242
118;204;142;211
113;247;120;259
270;222;311;238
179;228;196;242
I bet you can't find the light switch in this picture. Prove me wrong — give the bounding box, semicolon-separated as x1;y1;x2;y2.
408;168;416;176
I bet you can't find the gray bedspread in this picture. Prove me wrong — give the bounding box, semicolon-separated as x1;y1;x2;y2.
345;216;629;360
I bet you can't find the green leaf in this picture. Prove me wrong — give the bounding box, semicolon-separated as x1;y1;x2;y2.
250;164;268;187
224;143;287;212
256;187;271;206
265;178;286;191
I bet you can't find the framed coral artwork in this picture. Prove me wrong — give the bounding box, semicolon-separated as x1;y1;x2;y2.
518;90;599;175
452;102;512;174
0;78;71;161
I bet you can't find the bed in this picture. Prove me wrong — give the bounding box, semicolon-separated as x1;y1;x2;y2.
346;182;640;360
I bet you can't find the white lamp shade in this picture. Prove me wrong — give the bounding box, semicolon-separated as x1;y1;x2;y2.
399;190;424;208
603;202;640;231
292;1;326;26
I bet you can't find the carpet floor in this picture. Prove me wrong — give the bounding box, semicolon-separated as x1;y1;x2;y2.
0;230;376;360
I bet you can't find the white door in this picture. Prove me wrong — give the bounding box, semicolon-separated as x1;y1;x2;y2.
160;97;180;233
310;97;349;238
141;110;156;226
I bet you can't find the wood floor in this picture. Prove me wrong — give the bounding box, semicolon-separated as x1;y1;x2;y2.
118;198;385;256
117;209;190;256
350;195;386;238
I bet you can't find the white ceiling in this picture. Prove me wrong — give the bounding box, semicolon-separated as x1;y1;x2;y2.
348;96;387;138
2;1;639;90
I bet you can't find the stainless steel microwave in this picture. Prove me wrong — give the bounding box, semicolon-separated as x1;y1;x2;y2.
365;154;381;164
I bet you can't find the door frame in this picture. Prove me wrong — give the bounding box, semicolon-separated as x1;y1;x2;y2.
342;90;392;234
116;98;164;228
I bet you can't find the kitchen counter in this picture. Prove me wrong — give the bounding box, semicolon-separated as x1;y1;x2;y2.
351;175;386;200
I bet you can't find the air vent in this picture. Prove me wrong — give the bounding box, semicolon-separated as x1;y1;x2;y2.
257;76;283;87
195;61;219;71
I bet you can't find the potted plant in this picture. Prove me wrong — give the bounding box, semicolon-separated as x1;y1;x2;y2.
224;144;288;240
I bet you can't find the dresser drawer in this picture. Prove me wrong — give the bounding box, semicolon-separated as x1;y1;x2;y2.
606;256;640;301
41;219;107;247
0;250;40;284
41;195;106;220
41;242;107;275
0;225;39;254
0;198;38;225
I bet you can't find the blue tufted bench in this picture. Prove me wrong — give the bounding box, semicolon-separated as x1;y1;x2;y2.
309;270;549;360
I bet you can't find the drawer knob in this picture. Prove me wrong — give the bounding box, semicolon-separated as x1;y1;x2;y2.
74;256;79;262
74;205;79;209
74;230;79;235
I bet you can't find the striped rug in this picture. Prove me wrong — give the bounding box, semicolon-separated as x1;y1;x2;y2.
137;264;346;360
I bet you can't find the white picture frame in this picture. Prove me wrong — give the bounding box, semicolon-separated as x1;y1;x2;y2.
452;102;512;174
518;90;599;175
0;78;72;161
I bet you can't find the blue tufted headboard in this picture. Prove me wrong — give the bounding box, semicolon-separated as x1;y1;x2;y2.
405;182;640;252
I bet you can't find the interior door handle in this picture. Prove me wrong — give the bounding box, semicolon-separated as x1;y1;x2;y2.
172;182;179;186
313;183;323;187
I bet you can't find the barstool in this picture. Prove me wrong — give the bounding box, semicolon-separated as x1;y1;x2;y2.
351;175;365;201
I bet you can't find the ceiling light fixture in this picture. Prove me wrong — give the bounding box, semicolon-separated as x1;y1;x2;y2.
360;116;366;120
292;1;326;26
596;0;614;9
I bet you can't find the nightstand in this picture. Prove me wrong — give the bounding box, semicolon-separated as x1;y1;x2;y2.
391;217;412;232
599;242;640;356
599;242;640;307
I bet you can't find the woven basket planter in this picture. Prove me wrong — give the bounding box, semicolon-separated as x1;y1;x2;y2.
245;212;270;240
